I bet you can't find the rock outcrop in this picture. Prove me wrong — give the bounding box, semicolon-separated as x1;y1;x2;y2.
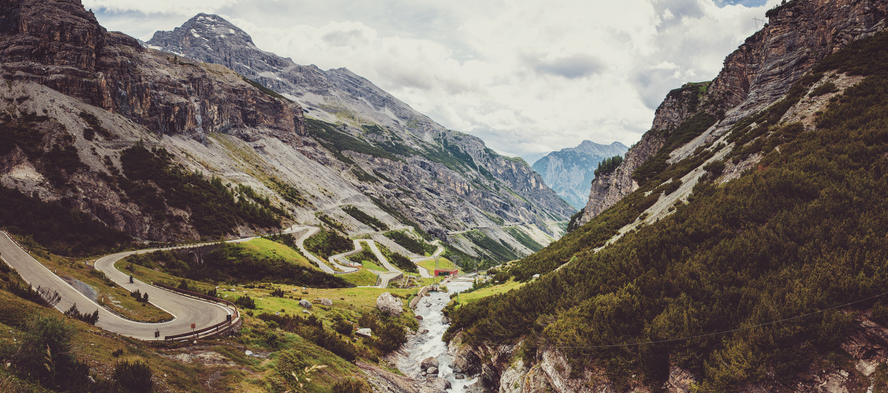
0;1;305;144
376;292;403;315
574;0;888;228
531;141;628;209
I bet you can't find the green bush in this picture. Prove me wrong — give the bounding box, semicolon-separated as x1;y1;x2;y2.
235;295;256;309
11;316;91;391
114;360;153;393
63;303;99;325
119;143;279;238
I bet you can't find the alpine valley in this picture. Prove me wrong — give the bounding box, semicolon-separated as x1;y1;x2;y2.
3;0;888;392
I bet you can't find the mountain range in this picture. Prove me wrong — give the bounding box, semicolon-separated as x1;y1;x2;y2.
531;140;628;209
0;6;574;265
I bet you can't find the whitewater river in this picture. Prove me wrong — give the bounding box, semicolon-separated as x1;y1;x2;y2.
397;277;477;392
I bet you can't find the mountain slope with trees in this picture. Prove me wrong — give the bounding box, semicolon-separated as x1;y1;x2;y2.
446;1;888;391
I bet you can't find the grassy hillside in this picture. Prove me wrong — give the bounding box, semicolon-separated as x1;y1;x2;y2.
447;31;888;390
0;232;421;392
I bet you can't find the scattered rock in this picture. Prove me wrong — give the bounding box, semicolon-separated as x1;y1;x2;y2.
316;298;333;306
427;366;439;375
302;310;311;315
456;373;465;380
416;315;423;320
356;328;372;337
299;299;312;309
376;292;403;315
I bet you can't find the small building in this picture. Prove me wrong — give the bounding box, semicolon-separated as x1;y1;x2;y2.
434;269;459;277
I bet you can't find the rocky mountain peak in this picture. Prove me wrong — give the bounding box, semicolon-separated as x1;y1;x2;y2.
532;140;628;209
149;13;256;49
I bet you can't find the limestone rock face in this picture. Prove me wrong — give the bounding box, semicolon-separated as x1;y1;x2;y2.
574;0;888;229
375;292;403;315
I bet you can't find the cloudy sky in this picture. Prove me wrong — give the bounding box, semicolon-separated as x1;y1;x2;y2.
84;0;779;162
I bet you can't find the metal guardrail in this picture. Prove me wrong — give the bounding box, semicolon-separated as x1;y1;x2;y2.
152;283;241;341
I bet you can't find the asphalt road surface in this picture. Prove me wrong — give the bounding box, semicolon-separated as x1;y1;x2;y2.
0;232;235;340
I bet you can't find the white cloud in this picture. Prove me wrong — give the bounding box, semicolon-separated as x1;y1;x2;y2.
86;0;782;161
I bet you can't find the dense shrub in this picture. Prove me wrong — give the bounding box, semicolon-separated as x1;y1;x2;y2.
303;226;352;261
234;295;256;309
383;231;435;255
119;143;279;238
114;360;153;393
0;186;131;255
129;243;350;288
342;205;388;232
64;303;99;325
10;316;91;391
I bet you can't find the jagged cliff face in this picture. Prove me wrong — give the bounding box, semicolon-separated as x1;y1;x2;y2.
575;0;887;228
532;141;628;209
0;3;304;143
146;14;574;260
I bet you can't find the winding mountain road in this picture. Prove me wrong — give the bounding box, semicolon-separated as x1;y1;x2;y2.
0;232;237;340
0;225;447;340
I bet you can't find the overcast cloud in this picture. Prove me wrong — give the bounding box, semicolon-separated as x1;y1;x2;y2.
85;0;780;161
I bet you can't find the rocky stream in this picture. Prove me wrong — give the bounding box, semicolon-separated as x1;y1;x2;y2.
395;277;477;392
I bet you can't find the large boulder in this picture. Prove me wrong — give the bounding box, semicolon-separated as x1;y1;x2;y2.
376;292;403;315
299;299;312;309
421;356;439;372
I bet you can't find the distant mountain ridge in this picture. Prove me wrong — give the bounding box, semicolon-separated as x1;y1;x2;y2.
531;141;628;209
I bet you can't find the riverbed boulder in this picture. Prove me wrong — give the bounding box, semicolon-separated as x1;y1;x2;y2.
299;299;312;309
421;356;439;372
427;366;439;375
376;292;403;315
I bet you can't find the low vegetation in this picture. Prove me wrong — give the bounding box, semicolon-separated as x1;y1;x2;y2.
303;226;352;261
383;230;436;255
125;239;350;288
119;143;279;239
341;205;388;232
